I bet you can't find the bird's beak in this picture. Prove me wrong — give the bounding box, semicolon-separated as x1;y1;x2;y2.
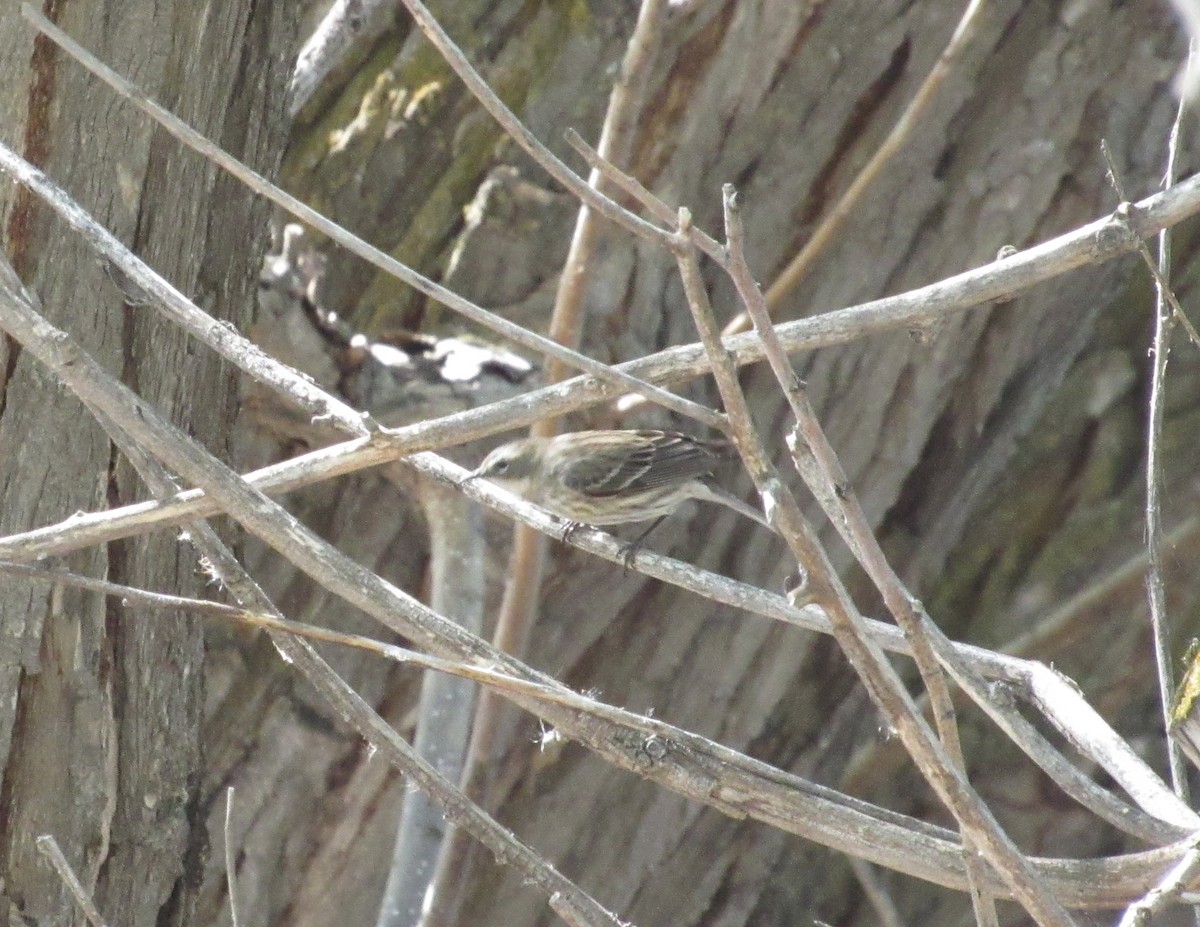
458;470;481;488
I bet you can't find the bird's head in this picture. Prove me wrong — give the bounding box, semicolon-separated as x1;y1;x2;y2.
462;439;542;490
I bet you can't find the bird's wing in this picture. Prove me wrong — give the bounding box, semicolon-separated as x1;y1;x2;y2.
561;432;719;497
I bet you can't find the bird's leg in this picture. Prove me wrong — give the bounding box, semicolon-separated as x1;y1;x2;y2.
560;519;586;543
620;516;668;572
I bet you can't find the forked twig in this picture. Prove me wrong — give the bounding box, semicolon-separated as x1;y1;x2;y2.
720;183;1002;923
1;254;1192;907
1102;141;1193;801
666;206;1073;927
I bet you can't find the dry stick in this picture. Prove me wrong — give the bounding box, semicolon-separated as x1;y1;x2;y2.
1146;77;1200;927
667;209;1075;927
0;275;1181;852
18;5;725;436
1101;168;1200;352
224;788;242;927
0;19;1195;830
4;141;1200;561
35;835;111;927
1119;831;1200;927
2;261;1190;908
26;557;1200;919
850;859;908;927
0;413;1190;846
8;562;1200;911
1101;142;1193;804
719;187;999;926
567;128;1200;407
383;0;730;259
724;0;989;336
564;128;726;260
0;561;727;721
410;449;1193;836
0;140;370;437
444;3;674;920
4;0;1195;898
0;261;625;927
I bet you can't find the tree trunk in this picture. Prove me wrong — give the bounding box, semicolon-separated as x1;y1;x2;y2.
0;3;295;926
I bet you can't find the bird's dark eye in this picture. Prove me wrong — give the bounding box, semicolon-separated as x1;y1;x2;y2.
492;459;510;474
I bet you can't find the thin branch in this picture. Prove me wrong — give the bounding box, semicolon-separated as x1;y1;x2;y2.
1118;831;1200;927
0;149;370;436
723;183;997;925
10;558;1200;908
435;7;670;914
0;430;1193;841
1100;147;1200;351
1148;68;1194;805
386;0;682;251
1;247;1193;908
667;207;1073;927
1102;141;1193;800
724;0;990;335
850;859;908;927
16;5;726;434
564;127;725;260
3;140;1200;564
35;835;111;927
224;788;242;927
377;480;483;927
0;254;627;927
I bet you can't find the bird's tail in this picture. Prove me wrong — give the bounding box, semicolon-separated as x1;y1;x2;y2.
696;479;775;532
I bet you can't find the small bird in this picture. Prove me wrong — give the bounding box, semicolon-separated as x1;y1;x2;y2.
464;429;771;562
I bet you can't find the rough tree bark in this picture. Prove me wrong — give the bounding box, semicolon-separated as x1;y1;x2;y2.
257;2;1200;926
0;3;296;926
4;1;1200;927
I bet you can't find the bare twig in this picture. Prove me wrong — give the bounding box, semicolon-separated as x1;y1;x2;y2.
0;432;1193;843
850;859;908;927
721;183;1002;924
9;557;1200;908
1147;59;1195;808
386;0;686;252
1118;831;1200;927
724;0;990;335
224;788;242;927
1101;141;1193;800
17;4;726;434
0;147;370;436
564;128;725;260
0;254;627;927
377;482;483;927
667;206;1074;927
3;143;1200;569
435;7;671;915
2;250;1194;907
1100;145;1200;351
35;835;110;927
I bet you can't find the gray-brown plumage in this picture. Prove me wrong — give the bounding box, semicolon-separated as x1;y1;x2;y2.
466;429;772;532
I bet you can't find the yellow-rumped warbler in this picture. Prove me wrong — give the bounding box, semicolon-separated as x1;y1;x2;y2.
465;430;771;555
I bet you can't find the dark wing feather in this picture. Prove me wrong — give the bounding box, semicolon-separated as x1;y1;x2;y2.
562;431;721;497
